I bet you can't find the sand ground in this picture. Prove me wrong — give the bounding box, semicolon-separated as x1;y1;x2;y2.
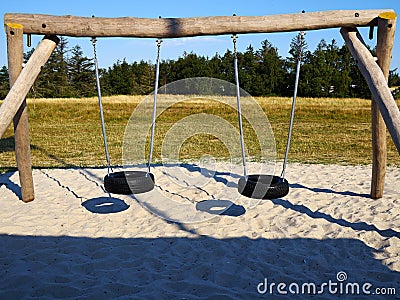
0;163;399;299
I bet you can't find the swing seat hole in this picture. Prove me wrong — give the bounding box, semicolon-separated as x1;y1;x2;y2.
238;174;289;199
104;171;155;195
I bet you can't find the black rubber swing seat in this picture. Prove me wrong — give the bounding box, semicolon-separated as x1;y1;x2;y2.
104;171;155;195
238;174;289;199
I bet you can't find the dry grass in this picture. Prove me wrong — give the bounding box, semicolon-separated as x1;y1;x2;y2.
0;95;399;172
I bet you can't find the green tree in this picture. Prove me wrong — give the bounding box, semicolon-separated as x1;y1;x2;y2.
389;68;400;87
164;52;212;94
220;50;235;83
327;40;350;98
285;32;308;97
347;46;374;98
68;45;95;97
159;59;173;89
389;69;400;99
32;36;71;97
310;39;333;97
101;59;134;95
255;39;286;95
238;45;263;96
132;60;155;95
208;53;224;80
301;39;346;97
172;52;210;79
0;65;9;99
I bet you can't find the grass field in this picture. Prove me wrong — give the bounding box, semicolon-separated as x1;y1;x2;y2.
0;95;399;173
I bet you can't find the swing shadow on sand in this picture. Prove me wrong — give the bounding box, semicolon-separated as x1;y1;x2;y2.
145;162;246;218
196;200;246;217
2;146;397;238
81;197;130;214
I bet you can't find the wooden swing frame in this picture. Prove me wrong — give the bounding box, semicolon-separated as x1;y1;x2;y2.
1;9;398;202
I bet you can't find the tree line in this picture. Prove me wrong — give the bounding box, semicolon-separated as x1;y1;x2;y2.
0;35;399;99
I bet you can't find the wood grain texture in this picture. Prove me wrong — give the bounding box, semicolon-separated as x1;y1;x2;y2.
4;10;394;38
370;16;396;199
6;23;35;202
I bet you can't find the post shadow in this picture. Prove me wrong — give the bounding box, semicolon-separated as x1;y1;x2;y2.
291;183;370;198
269;196;400;239
0;172;23;200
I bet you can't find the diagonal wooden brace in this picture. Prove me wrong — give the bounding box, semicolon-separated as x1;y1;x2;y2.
341;27;400;156
0;35;59;139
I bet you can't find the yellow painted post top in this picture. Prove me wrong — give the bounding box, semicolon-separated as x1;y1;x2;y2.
6;23;24;29
379;12;397;20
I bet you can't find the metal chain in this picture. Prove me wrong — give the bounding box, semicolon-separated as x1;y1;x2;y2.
232;34;247;177
298;31;306;61
281;31;306;179
147;38;163;174
91;37;113;175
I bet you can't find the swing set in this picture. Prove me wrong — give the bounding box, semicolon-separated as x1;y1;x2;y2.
1;9;399;202
92;31;303;199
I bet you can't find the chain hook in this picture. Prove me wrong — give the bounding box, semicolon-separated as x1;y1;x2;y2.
91;15;97;48
231;14;238;58
91;37;98;63
231;34;238;58
298;31;306;62
156;15;163;51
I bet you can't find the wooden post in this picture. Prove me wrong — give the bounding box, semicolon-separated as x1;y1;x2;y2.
5;23;34;202
371;12;397;199
0;35;59;138
341;27;400;154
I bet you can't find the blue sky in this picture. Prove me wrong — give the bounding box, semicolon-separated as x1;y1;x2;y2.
1;1;399;71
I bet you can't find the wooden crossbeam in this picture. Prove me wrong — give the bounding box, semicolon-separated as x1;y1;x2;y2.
4;9;394;38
